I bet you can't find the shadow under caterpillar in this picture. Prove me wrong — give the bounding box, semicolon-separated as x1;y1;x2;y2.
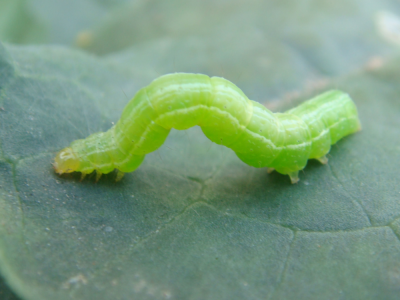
53;73;361;184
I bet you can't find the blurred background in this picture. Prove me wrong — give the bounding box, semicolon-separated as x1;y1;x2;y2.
2;0;400;106
2;1;400;300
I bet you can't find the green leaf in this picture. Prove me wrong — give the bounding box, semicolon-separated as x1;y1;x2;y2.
1;1;400;299
0;274;21;300
1;40;400;299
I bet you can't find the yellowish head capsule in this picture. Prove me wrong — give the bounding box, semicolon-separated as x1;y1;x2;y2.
53;147;80;174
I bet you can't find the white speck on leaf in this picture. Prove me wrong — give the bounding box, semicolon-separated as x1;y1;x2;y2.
62;274;88;289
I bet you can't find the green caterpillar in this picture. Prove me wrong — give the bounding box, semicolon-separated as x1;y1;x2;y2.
53;73;361;183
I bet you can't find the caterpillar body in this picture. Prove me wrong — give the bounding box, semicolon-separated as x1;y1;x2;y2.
53;73;361;184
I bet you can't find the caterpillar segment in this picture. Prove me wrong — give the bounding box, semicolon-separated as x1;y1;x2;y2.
53;73;361;184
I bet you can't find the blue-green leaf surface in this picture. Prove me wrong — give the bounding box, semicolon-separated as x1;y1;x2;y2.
1;1;400;300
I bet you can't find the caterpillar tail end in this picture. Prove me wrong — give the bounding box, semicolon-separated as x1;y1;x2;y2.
288;171;300;184
53;147;80;175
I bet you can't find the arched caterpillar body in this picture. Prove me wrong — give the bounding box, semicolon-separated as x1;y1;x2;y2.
53;73;361;183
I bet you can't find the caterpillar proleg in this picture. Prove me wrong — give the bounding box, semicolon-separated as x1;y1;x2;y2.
53;73;361;184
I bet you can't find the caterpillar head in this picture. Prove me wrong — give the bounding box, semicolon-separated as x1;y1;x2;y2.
53;147;80;174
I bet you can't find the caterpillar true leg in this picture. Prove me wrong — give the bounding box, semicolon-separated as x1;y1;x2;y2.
53;73;361;184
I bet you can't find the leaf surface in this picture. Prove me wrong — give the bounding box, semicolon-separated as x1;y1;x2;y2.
1;1;400;300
